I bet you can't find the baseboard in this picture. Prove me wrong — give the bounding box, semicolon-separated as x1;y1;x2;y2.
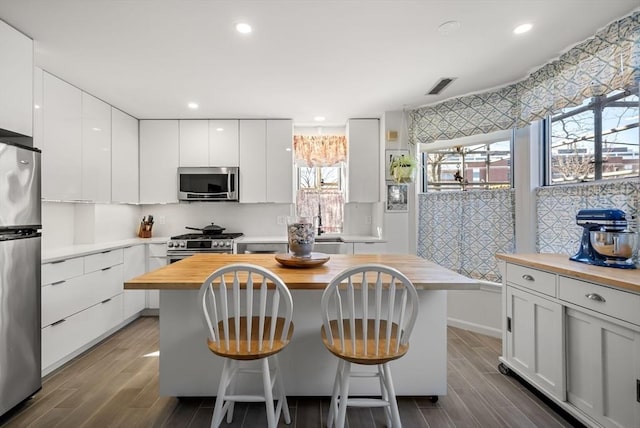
447;317;501;338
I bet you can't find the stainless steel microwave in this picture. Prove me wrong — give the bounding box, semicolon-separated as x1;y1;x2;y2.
178;167;239;201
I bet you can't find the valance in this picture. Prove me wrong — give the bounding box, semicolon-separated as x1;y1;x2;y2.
411;11;639;144
293;135;347;167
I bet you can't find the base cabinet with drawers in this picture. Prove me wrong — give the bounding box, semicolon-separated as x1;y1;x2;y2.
498;256;640;428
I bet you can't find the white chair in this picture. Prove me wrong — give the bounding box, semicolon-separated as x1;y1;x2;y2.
198;263;294;428
320;264;419;428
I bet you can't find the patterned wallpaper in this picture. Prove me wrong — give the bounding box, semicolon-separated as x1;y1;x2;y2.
537;179;639;255
417;189;515;282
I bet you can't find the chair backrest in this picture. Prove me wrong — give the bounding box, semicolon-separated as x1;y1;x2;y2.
198;263;293;355
320;264;419;359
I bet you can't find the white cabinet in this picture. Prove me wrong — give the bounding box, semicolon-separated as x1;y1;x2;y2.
123;245;146;319
140;120;179;203
504;286;564;400
81;92;112;202
347;119;379;203
146;243;167;309
33;67;43;148
179;120;209;166
0;20;33;136
42;72;82;201
111;108;139;203
352;242;387;254
41;249;125;373
239;119;293;203
209;119;239;166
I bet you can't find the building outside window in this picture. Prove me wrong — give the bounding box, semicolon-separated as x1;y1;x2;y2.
546;89;639;185
421;137;512;192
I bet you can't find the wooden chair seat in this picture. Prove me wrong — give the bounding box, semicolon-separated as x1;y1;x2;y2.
208;316;294;360
321;319;408;365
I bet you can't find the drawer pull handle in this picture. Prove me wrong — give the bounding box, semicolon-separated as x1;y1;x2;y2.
51;319;66;326
585;293;606;303
102;266;112;271
101;298;112;304
50;260;66;265
101;250;111;254
522;274;534;281
51;280;66;286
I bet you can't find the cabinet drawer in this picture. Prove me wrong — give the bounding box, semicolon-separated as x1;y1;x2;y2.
559;276;640;326
42;264;123;327
42;257;84;285
42;294;123;371
148;243;166;257
506;264;556;297
84;248;123;273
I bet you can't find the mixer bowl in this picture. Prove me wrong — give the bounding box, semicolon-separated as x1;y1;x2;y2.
590;230;638;259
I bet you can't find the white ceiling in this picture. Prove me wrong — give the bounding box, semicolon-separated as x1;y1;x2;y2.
0;1;637;127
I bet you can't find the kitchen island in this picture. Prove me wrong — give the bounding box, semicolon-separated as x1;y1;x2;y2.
125;253;480;397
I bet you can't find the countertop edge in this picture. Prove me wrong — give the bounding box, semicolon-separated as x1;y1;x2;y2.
42;237;169;263
496;253;640;294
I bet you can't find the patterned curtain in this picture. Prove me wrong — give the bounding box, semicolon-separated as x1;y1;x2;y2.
296;189;344;234
417;189;515;283
293;135;347;167
411;11;640;144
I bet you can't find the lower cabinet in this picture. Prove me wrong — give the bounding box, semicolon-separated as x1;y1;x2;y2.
146;243;167;309
499;260;640;428
123;245;146;319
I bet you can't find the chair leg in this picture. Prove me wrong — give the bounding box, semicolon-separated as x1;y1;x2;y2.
272;354;291;424
382;363;401;428
226;360;237;423
335;360;351;428
211;358;232;428
327;359;344;428
262;358;277;428
378;364;392;427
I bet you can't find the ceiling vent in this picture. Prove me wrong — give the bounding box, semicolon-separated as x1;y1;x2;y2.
426;77;457;95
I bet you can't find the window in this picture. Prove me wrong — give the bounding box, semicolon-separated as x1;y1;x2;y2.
546;89;639;184
421;137;512;192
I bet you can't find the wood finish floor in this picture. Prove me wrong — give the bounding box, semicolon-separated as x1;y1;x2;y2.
0;316;584;428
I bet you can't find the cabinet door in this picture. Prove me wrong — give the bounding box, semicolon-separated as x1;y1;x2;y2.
81;92;112;202
566;308;640;428
146;243;167;309
179;120;209;166
33;67;43;148
353;242;386;254
111;108;139;203
347;119;379;203
505;286;564;400
0;20;33;136
266;119;293;203
239;120;267;203
42;72;82;201
123;245;146;319
139;120;179;203
209;119;239;166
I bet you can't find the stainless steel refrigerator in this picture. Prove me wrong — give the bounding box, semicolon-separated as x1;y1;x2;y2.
0;138;41;417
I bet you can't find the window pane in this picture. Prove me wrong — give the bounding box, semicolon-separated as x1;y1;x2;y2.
602;94;639;179
320;167;341;188
550;109;595;183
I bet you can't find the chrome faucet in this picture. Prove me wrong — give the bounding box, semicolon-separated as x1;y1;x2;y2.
317;203;323;235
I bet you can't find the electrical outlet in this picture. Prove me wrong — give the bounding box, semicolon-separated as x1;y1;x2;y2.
158;216;166;225
365;216;372;224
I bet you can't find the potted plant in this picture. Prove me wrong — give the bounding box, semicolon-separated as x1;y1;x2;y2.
389;154;417;183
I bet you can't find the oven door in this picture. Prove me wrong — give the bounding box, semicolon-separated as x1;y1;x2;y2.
167;250;233;264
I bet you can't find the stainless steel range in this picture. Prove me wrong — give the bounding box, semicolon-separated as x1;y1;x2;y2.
166;232;244;263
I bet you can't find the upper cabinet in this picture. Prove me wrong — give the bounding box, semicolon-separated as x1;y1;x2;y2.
179;119;239;167
42;72;83;201
209;120;239;167
239;119;293;203
81;93;112;203
347;118;380;203
0;20;33;136
111;108;139;203
140;120;179;203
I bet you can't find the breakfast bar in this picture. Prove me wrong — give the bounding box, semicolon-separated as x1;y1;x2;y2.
125;253;480;397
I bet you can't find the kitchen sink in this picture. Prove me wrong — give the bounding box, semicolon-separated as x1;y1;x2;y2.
314;236;344;243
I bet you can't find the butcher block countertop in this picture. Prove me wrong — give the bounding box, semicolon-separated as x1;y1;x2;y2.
496;253;640;294
125;253;480;291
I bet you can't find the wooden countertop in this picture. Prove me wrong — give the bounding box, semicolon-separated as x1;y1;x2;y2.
125;253;480;291
496;253;640;294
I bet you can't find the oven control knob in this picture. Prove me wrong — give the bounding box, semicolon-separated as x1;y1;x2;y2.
167;242;174;248
225;241;231;247
213;241;219;247
179;242;186;248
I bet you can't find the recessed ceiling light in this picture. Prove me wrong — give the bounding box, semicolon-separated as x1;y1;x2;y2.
438;20;460;36
236;22;252;34
34;104;40;109
188;102;199;109
216;127;224;132
92;127;101;132
314;116;326;122
513;23;532;35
